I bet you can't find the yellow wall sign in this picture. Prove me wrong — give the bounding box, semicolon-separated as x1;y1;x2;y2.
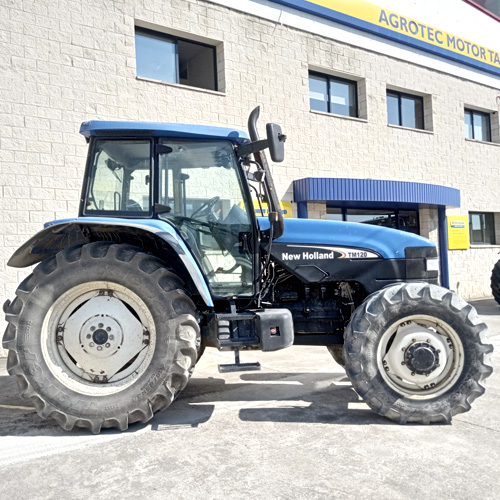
253;200;293;218
271;0;500;75
447;216;470;250
240;200;293;218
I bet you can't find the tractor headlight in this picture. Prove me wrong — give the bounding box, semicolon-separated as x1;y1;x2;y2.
426;258;439;272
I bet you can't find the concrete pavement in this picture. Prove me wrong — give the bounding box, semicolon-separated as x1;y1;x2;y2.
0;299;499;500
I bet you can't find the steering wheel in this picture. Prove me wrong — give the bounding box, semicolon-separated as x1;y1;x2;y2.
126;199;143;211
191;196;220;219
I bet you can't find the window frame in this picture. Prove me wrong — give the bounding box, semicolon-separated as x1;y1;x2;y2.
386;90;424;130
309;71;358;118
135;27;218;91
469;211;496;245
81;137;154;219
464;108;492;142
326;206;420;234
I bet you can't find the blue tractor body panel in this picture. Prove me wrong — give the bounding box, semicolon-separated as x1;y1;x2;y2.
257;217;435;259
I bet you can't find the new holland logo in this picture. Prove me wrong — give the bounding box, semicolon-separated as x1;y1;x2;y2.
282;251;337;261
280;245;379;261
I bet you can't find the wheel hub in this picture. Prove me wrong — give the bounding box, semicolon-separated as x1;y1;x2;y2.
92;328;108;345
404;342;439;375
382;321;452;390
80;315;123;358
59;294;150;381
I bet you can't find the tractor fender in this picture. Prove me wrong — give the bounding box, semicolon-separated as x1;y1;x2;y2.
8;217;214;307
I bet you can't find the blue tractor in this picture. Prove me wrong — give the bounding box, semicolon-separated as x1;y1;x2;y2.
3;108;493;433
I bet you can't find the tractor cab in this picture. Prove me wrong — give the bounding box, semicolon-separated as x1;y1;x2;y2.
79;112;285;300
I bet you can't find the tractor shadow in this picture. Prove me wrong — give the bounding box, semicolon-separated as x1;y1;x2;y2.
155;370;393;429
0;369;396;437
471;298;500;316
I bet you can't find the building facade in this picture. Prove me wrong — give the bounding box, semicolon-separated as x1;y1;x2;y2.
1;0;500;323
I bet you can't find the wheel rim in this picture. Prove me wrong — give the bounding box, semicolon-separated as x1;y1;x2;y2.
41;281;156;396
377;314;464;399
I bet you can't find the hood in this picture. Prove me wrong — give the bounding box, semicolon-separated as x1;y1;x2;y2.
257;217;434;259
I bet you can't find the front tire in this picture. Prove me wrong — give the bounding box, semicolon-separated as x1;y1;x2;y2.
344;283;493;424
3;242;200;433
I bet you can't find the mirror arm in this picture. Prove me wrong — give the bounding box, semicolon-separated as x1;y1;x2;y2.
236;139;269;161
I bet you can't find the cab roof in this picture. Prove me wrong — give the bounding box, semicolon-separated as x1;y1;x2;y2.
79;121;250;144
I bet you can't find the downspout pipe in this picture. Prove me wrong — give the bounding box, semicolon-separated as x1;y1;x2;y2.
438;206;450;289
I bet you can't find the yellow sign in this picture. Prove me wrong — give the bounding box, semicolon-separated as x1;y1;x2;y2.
447;216;470;250
240;200;293;218
272;0;500;74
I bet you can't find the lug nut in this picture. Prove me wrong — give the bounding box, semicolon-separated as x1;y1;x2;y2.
109;335;114;340
97;346;103;351
411;372;416;376
384;367;389;372
106;327;111;332
105;343;110;348
91;326;96;332
89;342;95;348
401;361;406;365
86;334;91;339
383;360;387;366
98;323;103;328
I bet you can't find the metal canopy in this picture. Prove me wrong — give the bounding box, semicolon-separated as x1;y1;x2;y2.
293;178;460;208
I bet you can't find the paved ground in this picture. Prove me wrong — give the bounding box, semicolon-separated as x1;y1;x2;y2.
0;298;499;500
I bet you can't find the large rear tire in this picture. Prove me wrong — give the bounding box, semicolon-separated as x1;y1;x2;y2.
491;260;500;306
344;283;493;424
3;242;200;433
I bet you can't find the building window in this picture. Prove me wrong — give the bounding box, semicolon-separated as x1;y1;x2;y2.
469;212;496;244
387;90;424;129
465;109;492;142
309;72;358;117
326;207;420;234
135;28;217;91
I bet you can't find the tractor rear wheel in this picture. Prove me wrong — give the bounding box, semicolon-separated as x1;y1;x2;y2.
3;242;200;433
491;260;500;306
343;283;493;424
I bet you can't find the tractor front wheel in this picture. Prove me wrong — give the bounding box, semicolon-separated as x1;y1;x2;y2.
344;283;493;424
3;242;200;433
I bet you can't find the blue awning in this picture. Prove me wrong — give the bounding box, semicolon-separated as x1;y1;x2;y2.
293;178;460;207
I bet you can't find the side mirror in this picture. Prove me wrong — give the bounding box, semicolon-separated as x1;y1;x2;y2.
266;123;286;163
